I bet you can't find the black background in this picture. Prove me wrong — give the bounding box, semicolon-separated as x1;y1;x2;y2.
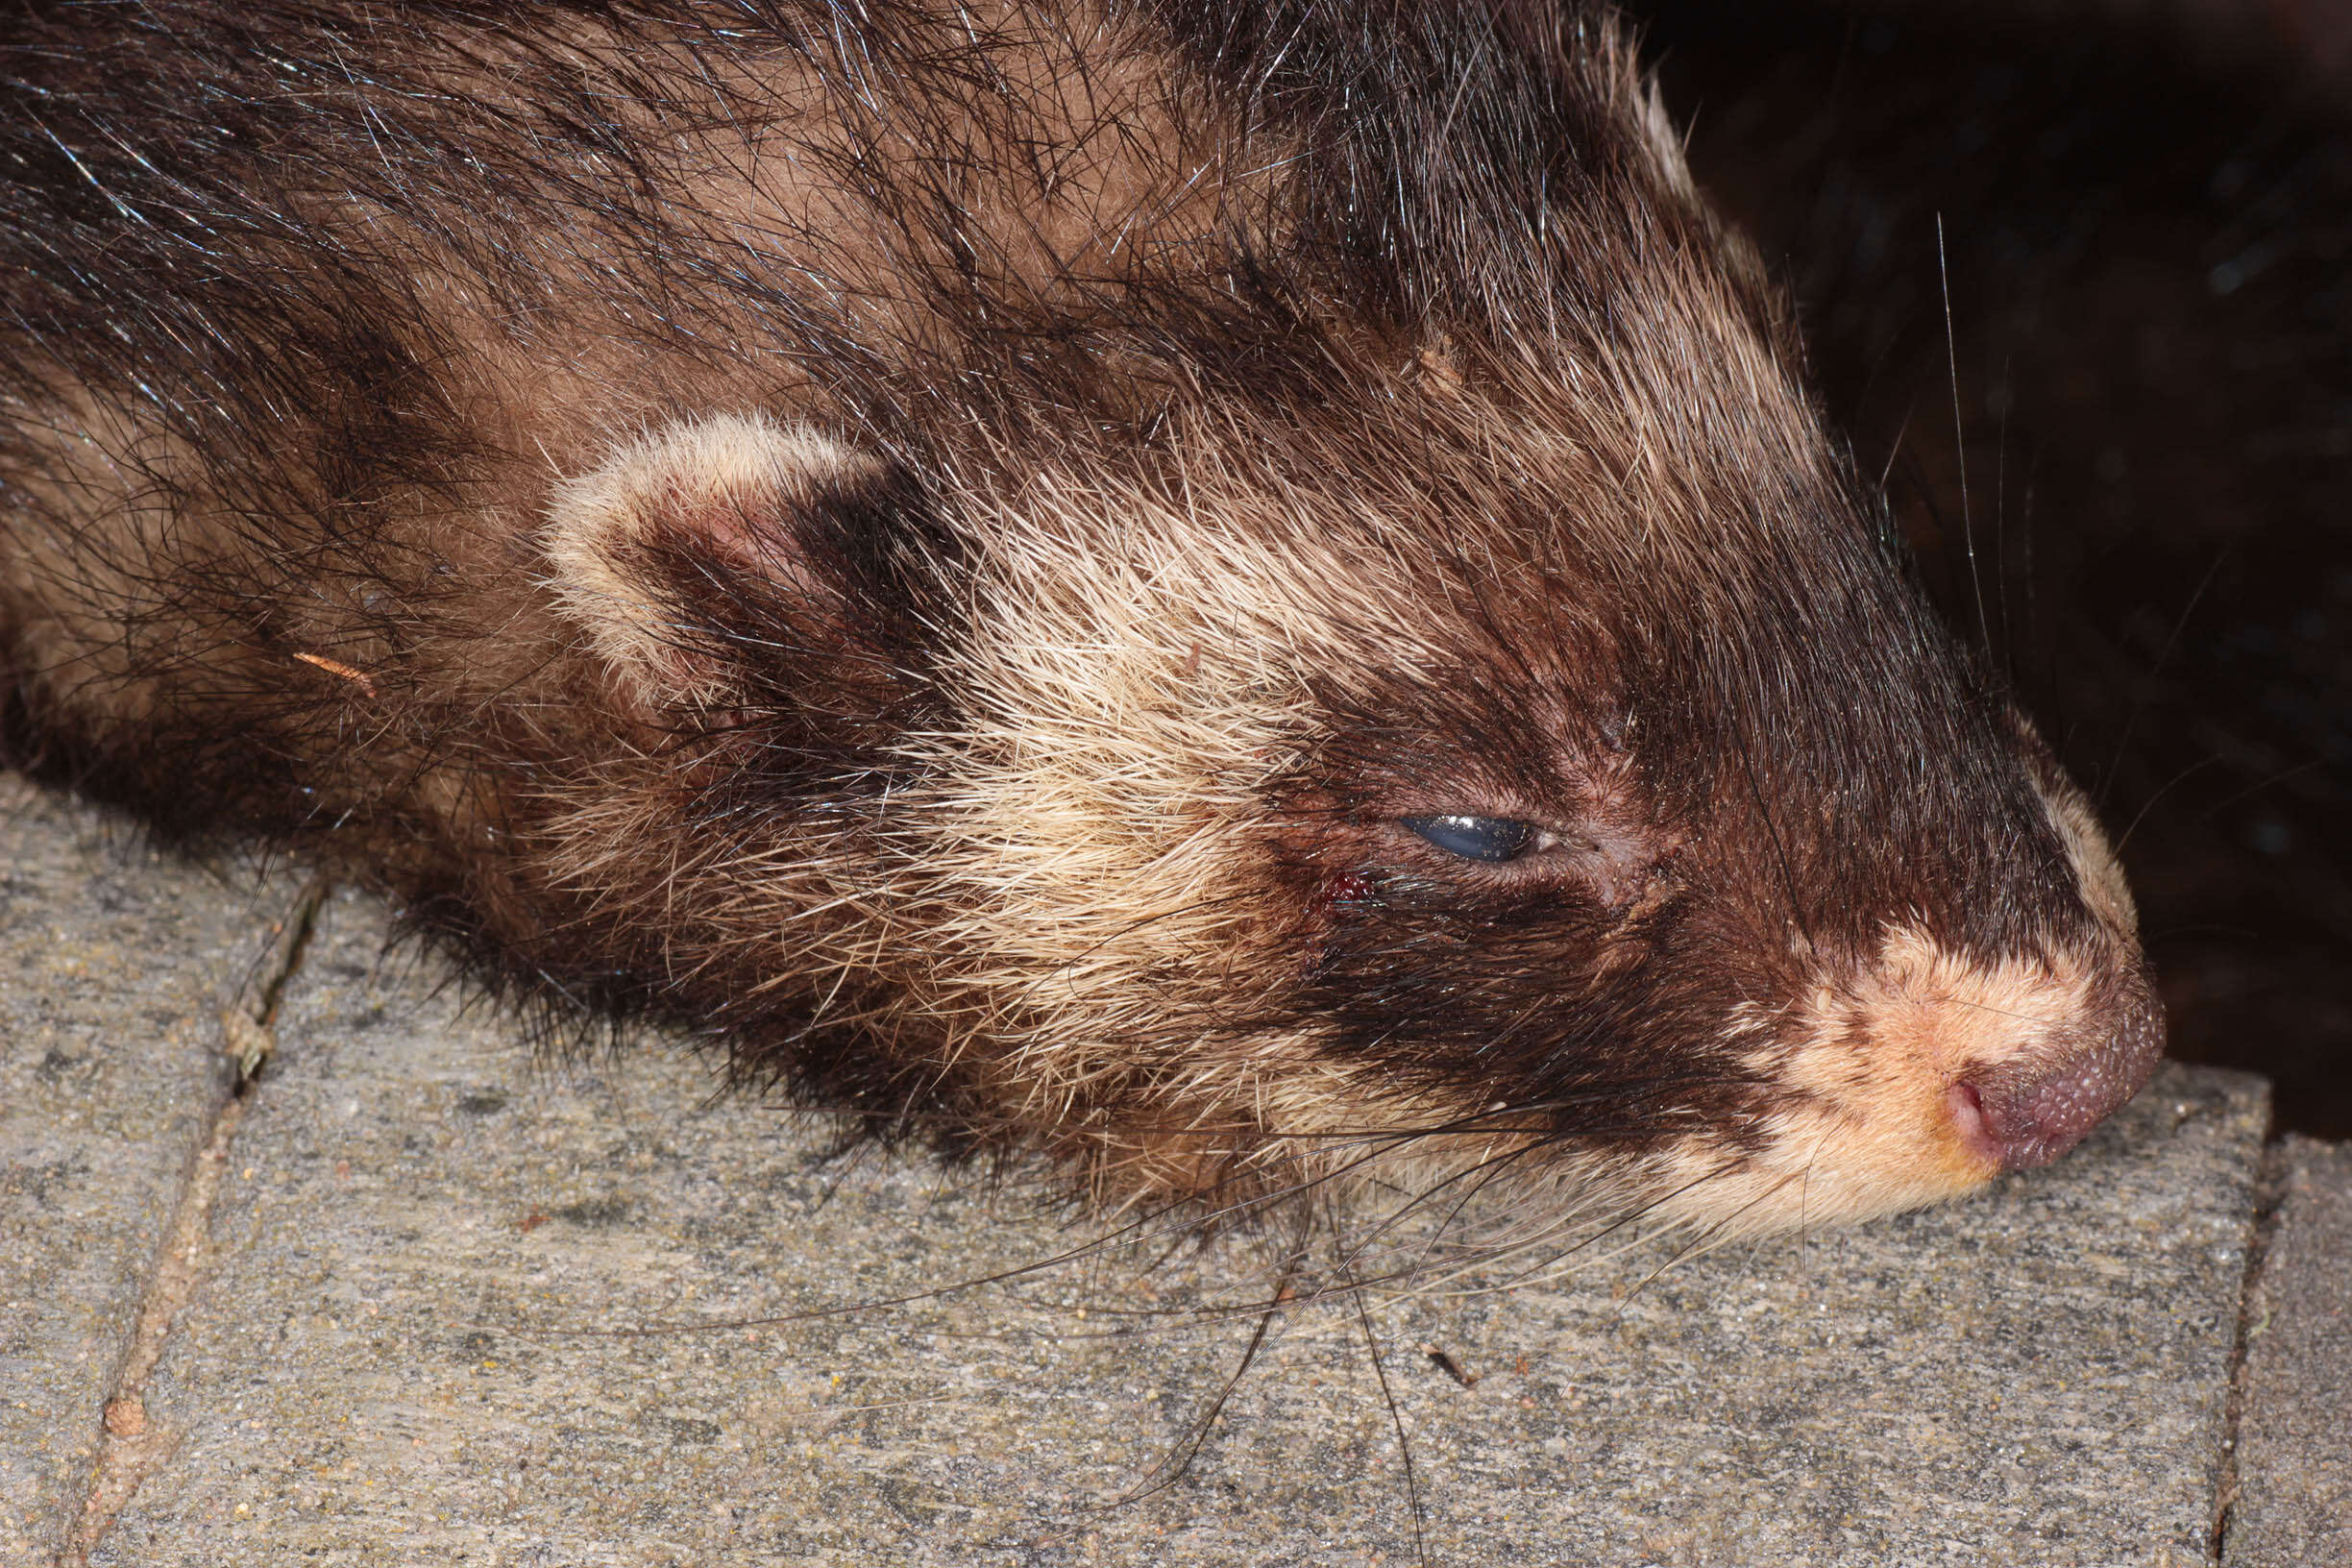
1624;0;2352;1135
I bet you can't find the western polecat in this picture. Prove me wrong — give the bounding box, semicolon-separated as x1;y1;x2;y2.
0;0;2163;1237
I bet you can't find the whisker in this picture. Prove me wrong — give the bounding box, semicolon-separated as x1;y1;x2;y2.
2193;759;2322;820
1936;212;1993;658
1345;1240;1430;1568
1603;1170;1802;1326
2114;754;2227;855
2096;545;2230;809
1097;1249;1304;1510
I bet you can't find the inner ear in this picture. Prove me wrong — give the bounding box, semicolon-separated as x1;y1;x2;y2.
541;413;886;710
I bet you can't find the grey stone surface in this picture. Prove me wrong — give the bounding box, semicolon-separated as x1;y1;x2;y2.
2224;1134;2352;1567
68;872;2268;1568
0;776;261;1564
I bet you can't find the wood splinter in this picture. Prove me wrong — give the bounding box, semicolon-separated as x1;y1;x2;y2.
291;650;378;697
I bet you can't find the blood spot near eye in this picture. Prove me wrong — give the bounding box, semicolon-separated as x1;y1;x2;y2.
1311;870;1376;922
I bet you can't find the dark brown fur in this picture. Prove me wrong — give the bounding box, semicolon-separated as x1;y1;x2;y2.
0;0;2160;1234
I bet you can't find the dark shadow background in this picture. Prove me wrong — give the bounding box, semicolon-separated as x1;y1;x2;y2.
1622;0;2352;1136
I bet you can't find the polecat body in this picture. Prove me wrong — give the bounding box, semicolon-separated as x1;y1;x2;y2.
0;0;2161;1237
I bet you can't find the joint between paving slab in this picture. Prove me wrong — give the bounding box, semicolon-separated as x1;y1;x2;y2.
2207;1133;2291;1565
57;877;331;1568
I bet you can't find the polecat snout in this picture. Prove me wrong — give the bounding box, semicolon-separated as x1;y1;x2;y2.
0;0;2162;1237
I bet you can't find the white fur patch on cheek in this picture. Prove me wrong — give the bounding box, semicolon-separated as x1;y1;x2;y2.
540;412;882;706
1636;1097;1996;1240
877;469;1437;1147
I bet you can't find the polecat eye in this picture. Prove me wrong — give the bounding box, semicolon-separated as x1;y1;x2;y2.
1401;815;1541;863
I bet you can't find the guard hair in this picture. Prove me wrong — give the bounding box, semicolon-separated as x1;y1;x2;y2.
0;0;2162;1248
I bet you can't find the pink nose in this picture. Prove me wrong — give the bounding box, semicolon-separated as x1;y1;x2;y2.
1949;973;2167;1171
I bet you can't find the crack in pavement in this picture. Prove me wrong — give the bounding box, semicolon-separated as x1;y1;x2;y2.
2207;1135;2291;1565
60;876;331;1568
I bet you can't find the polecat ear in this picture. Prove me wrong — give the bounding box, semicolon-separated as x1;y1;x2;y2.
541;413;888;709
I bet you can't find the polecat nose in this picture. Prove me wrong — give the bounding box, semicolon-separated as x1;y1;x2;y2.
1950;971;2168;1172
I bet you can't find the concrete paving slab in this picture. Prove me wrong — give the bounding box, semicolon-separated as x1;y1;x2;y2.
0;776;273;1564
2223;1134;2352;1566
78;877;2268;1568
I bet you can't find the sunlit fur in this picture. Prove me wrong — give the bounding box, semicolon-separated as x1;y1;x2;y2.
0;0;2160;1245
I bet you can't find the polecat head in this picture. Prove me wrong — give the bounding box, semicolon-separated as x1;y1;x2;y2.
538;387;2160;1239
0;0;2164;1236
525;0;2161;1237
